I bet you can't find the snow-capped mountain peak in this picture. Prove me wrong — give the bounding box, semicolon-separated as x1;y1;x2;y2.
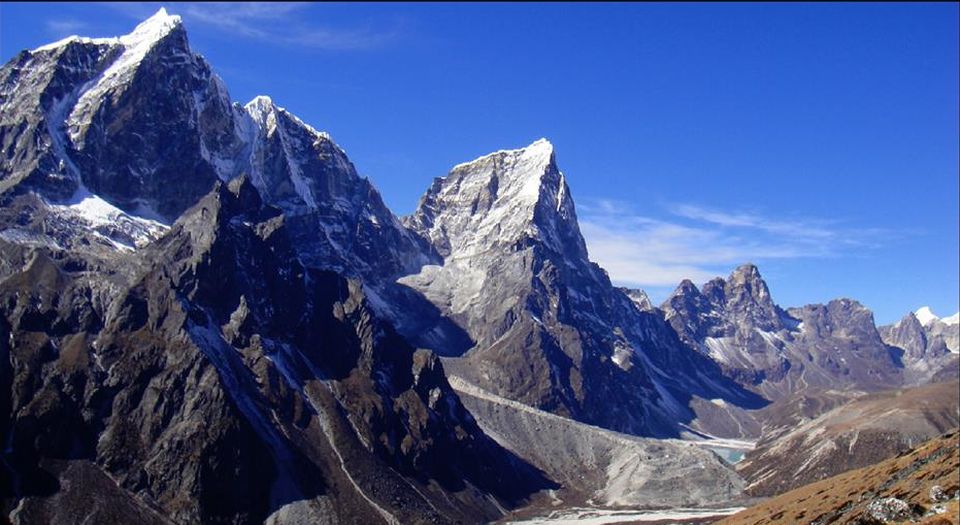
914;307;960;327
242;94;331;144
914;306;940;327
3;9;430;281
450;138;557;207
729;262;763;285
243;95;276;121
67;8;190;148
450;137;554;173
33;35;115;54
120;7;182;47
29;8;178;54
406;138;581;259
32;8;180;55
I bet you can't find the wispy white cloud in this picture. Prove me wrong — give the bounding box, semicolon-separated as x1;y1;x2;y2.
105;2;402;50
46;19;88;38
578;198;896;289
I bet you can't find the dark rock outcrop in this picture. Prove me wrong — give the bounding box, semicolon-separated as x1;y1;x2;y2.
2;82;547;525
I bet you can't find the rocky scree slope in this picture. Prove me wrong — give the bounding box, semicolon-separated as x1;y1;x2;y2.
449;375;745;509
5;8;955;522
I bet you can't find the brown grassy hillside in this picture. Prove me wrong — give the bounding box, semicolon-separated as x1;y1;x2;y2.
720;430;960;525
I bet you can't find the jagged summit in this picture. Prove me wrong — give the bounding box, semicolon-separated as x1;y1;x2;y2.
31;8;181;54
242;94;331;143
673;279;700;295
665;264;779;332
879;306;958;382
67;8;191;148
623;287;654;312
2;12;551;521
406;137;581;260
400;139;761;436
120;7;183;46
729;262;761;281
661;263;905;398
244;94;275;114
714;264;777;319
9;8;960;524
450;137;555;172
2;10;432;282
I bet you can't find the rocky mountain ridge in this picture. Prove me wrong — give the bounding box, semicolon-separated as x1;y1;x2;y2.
1;175;549;523
1;11;546;523
661;264;910;403
2;9;957;523
1;9;430;280
401;139;763;437
880;307;959;384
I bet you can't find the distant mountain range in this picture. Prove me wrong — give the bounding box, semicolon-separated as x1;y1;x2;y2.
1;9;956;524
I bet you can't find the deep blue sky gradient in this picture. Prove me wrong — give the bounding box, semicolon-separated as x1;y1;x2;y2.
2;2;957;323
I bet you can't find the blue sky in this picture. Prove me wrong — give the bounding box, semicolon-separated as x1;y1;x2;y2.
2;2;957;324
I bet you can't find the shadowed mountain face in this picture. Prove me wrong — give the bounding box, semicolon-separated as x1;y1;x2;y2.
1;11;549;524
1;177;551;523
1;7;764;443
2;8;956;523
0;9;430;280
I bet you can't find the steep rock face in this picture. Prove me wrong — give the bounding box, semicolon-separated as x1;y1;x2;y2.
880;309;959;385
1;178;548;523
882;312;936;361
923;310;959;354
664;264;788;343
402;140;761;437
663;265;793;391
1;10;238;220
238;96;433;280
784;299;901;388
2;14;551;523
1;36;113;200
705;264;784;333
621;288;654;312
402;139;586;348
663;266;903;400
0;9;430;281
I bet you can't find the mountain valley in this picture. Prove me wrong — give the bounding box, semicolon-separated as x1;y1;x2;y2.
1;9;958;525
